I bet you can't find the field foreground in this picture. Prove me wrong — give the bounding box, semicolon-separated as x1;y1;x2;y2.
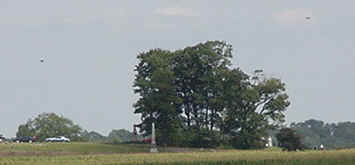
0;143;355;165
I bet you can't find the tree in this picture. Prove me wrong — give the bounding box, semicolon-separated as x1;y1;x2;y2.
108;129;137;142
290;119;355;149
276;128;304;151
332;122;355;148
133;41;291;148
134;49;182;146
216;69;290;149
171;41;234;147
16;113;85;141
291;119;336;149
172;41;233;132
81;131;107;142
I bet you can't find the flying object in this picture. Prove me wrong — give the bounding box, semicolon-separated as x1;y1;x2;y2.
305;17;311;20
40;58;44;63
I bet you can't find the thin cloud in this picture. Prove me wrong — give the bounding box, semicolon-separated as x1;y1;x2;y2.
0;6;126;26
144;23;177;30
154;7;199;17
273;9;314;24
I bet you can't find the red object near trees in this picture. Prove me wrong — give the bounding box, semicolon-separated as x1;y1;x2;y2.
144;138;152;144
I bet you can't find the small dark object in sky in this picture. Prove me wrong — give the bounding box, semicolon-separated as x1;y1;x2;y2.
305;17;311;20
40;58;44;63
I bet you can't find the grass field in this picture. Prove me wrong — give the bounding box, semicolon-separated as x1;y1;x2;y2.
0;143;354;165
0;143;202;156
0;143;150;155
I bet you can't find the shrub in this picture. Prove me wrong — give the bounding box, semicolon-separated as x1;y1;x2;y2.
276;128;305;151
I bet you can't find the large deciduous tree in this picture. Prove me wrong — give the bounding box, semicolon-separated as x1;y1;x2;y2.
133;41;290;148
134;49;182;146
224;71;290;149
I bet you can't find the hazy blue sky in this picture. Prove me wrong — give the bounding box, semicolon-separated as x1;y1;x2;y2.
1;1;354;137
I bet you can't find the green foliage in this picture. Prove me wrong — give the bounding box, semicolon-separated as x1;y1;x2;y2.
108;129;138;143
134;41;290;149
276;128;304;151
134;49;182;146
182;129;221;148
16;113;85;141
229;133;267;149
80;129;141;144
333;122;355;148
291;119;355;149
110;138;122;144
81;131;107;142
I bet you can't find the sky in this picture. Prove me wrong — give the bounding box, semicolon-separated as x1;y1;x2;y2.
1;0;354;137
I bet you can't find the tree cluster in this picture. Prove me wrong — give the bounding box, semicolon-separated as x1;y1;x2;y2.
82;129;141;144
16;113;140;143
291;119;355;149
16;113;86;141
134;41;290;148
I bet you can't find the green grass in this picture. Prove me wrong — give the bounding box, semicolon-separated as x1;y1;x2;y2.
0;142;206;155
0;143;355;165
0;143;150;154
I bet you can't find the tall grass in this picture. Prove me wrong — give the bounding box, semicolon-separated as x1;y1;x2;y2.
0;143;150;154
0;143;355;165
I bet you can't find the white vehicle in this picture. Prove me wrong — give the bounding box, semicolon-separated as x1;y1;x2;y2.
45;137;56;142
45;136;70;142
0;135;5;143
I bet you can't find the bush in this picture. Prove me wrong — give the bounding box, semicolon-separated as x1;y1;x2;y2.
110;138;122;145
276;128;305;151
185;129;221;148
229;134;266;149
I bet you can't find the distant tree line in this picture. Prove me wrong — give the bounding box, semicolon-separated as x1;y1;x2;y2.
16;113;138;143
133;41;290;149
82;129;141;144
17;113;86;141
290;119;355;149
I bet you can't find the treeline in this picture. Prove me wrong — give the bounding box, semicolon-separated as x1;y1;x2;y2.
16;112;138;143
134;41;290;149
291;119;355;149
83;129;140;143
17;113;86;141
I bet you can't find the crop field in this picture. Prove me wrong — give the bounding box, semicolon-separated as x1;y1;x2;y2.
0;143;355;165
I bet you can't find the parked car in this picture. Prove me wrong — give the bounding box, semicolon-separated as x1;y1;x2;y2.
45;136;70;142
12;136;37;143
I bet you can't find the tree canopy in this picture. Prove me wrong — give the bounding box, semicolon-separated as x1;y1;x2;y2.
276;128;304;151
291;119;355;149
16;113;85;141
81;129;139;143
133;41;290;148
